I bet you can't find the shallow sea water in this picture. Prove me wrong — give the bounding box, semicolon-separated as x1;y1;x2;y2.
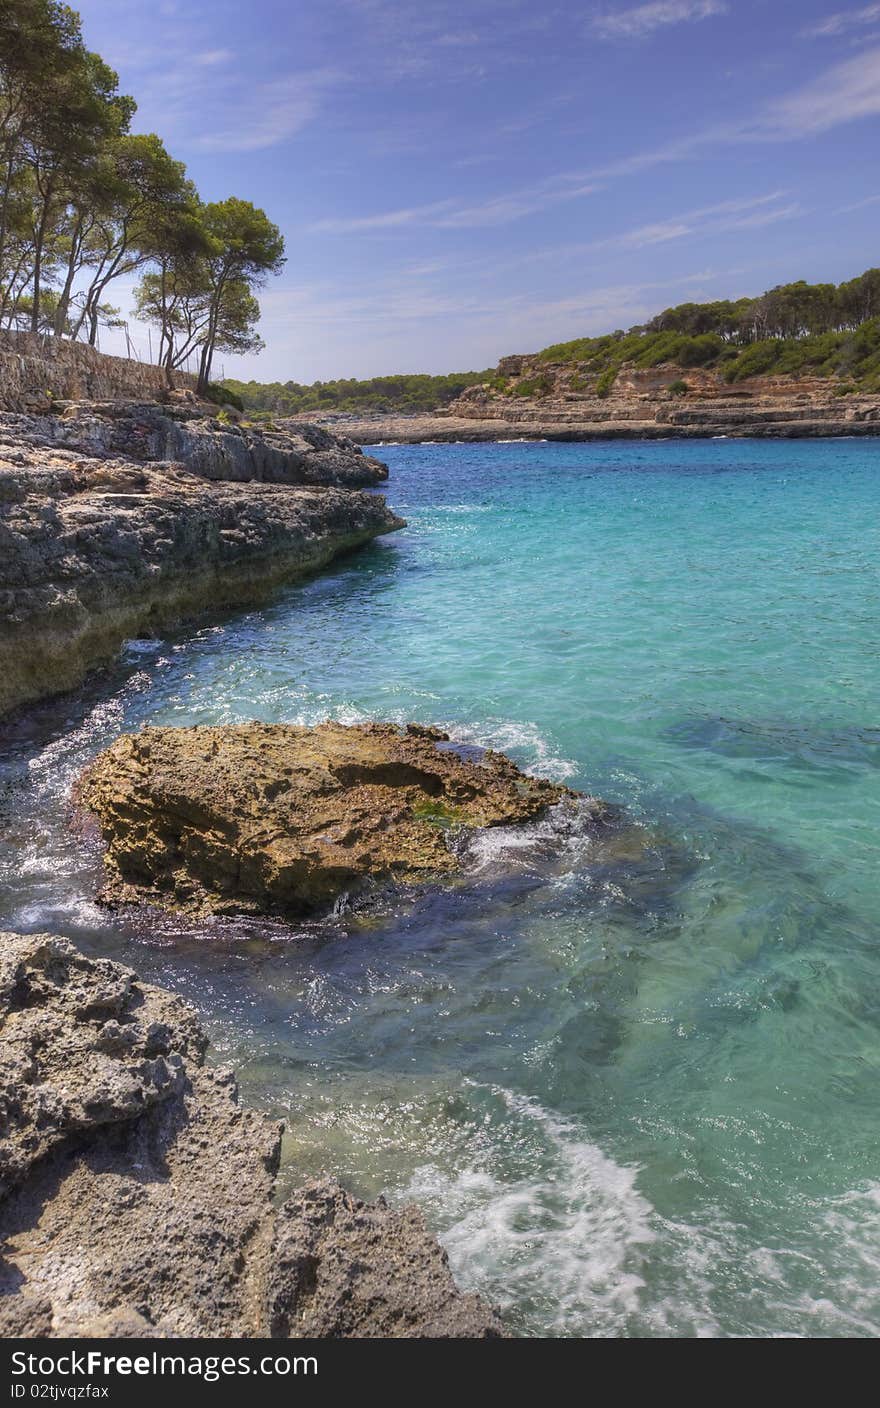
2;437;880;1337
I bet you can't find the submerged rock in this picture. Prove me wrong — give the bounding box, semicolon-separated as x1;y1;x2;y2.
0;930;505;1338
0;402;403;719
80;721;588;919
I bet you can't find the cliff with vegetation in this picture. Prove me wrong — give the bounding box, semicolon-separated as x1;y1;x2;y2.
292;270;880;443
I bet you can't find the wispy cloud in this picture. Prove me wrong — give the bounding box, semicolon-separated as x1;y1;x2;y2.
192;71;342;152
310;176;599;233
487;193;803;277
611;192;803;245
191;48;234;66
802;4;880;39
591;0;727;41
836;191;880;211
757;46;880;135
95;6;345;153
571;46;880;174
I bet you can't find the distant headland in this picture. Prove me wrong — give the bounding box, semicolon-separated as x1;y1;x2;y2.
225;269;880;442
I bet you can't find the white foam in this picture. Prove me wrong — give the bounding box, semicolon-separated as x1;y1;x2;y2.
12;896;107;929
442;717;578;782
403;1085;655;1337
464;798;597;878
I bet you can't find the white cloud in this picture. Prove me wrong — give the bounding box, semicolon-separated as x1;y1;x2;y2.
487;193;802;276
192;49;234;66
757;46;880;135
592;0;727;40
310;177;599;233
802;4;880;38
836;191;880;211
307;43;880;241
192;72;342;153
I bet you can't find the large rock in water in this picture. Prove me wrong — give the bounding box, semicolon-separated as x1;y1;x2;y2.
0;930;505;1338
0;401;402;719
80;721;585;918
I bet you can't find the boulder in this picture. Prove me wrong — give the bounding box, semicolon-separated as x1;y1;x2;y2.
0;930;505;1338
79;721;588;918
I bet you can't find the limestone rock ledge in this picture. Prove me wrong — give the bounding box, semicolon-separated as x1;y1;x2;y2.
0;930;505;1339
0;403;403;719
80;721;585;919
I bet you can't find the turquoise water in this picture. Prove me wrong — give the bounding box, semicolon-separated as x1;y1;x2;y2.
3;437;880;1337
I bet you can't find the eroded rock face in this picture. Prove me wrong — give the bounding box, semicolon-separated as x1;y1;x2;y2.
321;360;880;444
0;931;504;1338
0;404;402;719
80;721;585;918
24;400;388;488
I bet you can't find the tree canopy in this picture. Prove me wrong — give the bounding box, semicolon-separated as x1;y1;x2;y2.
0;0;283;391
532;268;880;395
221;370;494;418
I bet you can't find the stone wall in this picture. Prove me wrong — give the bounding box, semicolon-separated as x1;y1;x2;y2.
0;329;196;411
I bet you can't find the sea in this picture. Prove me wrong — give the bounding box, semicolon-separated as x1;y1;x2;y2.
3;437;880;1337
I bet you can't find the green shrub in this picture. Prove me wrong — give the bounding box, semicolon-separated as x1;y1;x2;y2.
511;375;553;398
206;382;244;412
677;334;725;367
596;366;618;398
668;379;689;397
723;341;781;382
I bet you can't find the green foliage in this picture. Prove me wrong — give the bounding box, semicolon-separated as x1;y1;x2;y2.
203;382;244;412
411;799;467;828
722;340;781;382
0;2;283;378
520;270;880;393
509;374;553;398
667;379;689;397
595;366;618;398
221;370;493;417
677;334;726;367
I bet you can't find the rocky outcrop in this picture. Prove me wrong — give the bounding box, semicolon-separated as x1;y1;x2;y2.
80;721;584;918
25;400;388;487
0;930;505;1338
0;403;402;719
321;360;880;443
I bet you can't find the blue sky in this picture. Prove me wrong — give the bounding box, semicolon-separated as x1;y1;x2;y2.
74;0;880;381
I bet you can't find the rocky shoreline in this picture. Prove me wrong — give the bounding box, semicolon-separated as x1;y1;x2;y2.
316;408;880;445
314;361;880;444
0;930;504;1338
0;374;526;1339
0;397;403;720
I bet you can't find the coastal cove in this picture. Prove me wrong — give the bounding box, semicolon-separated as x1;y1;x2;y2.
3;437;880;1338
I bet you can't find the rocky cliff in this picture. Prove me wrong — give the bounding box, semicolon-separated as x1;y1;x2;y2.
0;398;402;719
325;355;880;443
0;930;504;1338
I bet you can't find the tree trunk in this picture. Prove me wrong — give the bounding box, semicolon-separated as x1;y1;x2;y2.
54;214;84;336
